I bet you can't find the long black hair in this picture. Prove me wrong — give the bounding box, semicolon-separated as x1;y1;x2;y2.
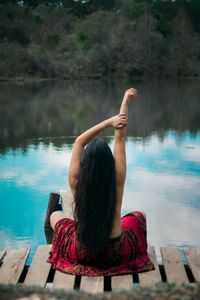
74;138;116;252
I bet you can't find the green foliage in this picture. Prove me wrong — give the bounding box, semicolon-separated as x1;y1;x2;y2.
0;43;39;77
185;0;200;32
0;24;30;46
124;2;145;19
64;21;72;32
151;8;170;37
6;9;15;20
77;32;88;42
0;0;18;4
73;11;116;49
0;2;199;79
32;15;42;23
126;67;146;79
23;0;41;8
21;5;31;18
62;0;116;16
130;21;138;30
43;34;61;50
151;0;179;20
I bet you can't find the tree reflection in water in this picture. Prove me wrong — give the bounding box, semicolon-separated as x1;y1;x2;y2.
0;79;200;154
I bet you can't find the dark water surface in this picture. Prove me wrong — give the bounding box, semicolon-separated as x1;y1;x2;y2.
0;79;200;263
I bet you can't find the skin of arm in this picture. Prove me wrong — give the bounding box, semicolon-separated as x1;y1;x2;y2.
51;114;127;230
50;90;136;231
112;88;137;237
68;115;127;198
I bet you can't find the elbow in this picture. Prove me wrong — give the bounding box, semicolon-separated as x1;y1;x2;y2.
74;137;85;151
74;136;83;146
75;136;80;143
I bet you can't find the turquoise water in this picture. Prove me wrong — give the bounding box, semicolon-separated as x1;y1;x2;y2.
0;132;200;263
0;79;200;263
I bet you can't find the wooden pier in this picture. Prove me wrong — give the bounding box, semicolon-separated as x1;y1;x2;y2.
0;245;200;292
1;193;199;292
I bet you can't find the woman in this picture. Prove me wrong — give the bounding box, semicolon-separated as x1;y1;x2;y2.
48;88;154;275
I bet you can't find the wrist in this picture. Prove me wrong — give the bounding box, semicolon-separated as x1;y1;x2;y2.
104;119;111;128
122;97;130;105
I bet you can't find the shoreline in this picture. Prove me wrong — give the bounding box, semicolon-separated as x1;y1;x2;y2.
0;75;200;83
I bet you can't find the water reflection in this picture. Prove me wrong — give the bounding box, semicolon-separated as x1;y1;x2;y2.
1;79;200;154
0;79;200;263
0;131;200;263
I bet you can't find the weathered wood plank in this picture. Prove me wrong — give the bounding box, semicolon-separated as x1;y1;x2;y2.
24;245;52;287
139;246;162;286
0;251;6;263
160;247;188;284
183;248;200;282
1;250;12;262
80;276;104;293
112;275;133;290
0;248;30;284
44;193;60;230
53;270;75;290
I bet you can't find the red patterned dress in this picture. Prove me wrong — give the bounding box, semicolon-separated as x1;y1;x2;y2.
48;211;154;276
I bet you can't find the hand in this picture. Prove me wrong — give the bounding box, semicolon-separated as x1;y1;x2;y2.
108;113;128;129
123;88;137;103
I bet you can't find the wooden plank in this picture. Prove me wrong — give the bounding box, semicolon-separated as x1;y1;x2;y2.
80;276;104;293
183;248;200;282
160;247;188;284
53;270;75;290
0;248;30;284
24;245;52;287
0;251;6;263
44;193;60;230
1;250;12;262
139;246;162;286
112;275;133;290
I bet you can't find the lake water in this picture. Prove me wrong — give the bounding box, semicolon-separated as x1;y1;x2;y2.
0;79;200;264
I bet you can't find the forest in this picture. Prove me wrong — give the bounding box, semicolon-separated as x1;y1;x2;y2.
0;0;200;79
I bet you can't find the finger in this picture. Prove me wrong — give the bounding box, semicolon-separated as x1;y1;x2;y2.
121;121;127;125
120;117;127;122
129;88;137;92
129;88;137;94
119;116;127;120
120;117;128;122
116;124;124;129
129;91;137;95
120;121;127;125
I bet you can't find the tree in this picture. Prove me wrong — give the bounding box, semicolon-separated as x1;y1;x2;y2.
127;3;164;76
166;7;200;76
184;0;200;32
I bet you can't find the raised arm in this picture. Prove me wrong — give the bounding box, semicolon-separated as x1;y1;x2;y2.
114;88;137;214
68;115;127;198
